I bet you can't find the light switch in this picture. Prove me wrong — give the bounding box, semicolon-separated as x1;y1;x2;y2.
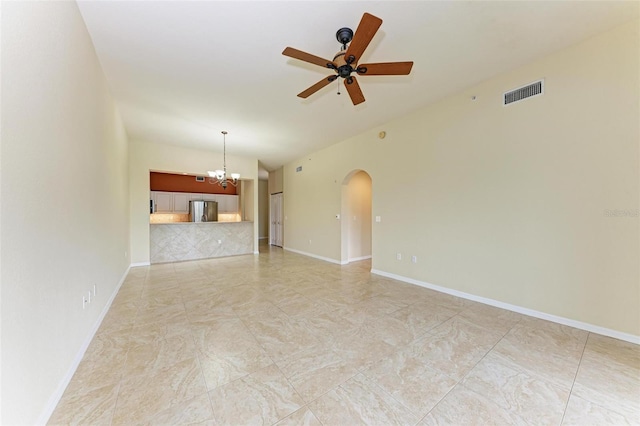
335;214;340;220
375;216;381;222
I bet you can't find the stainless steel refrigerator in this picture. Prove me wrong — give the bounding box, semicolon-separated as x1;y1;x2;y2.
189;200;218;222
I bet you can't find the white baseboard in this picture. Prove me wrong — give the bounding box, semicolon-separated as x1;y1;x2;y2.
281;248;371;265
371;269;640;345
283;247;347;265
348;255;372;263
38;265;131;425
130;261;150;267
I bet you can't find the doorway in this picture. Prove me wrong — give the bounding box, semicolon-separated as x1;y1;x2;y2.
270;192;283;247
341;170;372;263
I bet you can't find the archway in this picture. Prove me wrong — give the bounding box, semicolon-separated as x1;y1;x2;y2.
340;170;372;264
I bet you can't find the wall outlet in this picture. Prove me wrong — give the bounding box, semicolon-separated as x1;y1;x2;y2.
412;255;417;264
396;253;402;261
218;239;222;244
335;214;340;220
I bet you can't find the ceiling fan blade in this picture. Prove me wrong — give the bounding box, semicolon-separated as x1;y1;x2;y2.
357;61;414;76
283;47;334;69
344;13;382;64
297;76;336;98
345;77;365;105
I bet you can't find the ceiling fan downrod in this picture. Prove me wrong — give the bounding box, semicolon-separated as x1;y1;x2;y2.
335;27;353;49
328;27;369;79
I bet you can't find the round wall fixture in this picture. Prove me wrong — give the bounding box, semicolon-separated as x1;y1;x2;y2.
378;131;386;139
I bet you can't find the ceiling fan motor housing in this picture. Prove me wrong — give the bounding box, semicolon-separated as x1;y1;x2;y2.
333;51;354;78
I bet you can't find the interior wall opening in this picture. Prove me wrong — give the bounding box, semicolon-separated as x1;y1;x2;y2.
341;170;372;264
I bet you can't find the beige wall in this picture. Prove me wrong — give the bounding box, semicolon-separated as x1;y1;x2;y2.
268;167;284;194
258;179;269;239
129;139;260;263
1;2;130;423
344;171;372;261
284;20;639;337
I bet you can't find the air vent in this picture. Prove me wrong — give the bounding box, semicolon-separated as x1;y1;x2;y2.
296;166;303;173
503;79;544;106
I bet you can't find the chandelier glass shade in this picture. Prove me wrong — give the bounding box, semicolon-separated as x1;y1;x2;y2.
207;131;240;189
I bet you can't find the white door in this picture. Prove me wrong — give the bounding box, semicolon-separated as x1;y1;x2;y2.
270;193;283;247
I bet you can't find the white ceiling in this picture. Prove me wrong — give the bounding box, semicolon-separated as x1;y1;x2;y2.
77;1;638;172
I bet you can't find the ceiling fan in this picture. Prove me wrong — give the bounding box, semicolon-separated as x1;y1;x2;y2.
282;12;414;106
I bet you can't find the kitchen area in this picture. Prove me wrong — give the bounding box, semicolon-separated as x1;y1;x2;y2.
149;171;254;263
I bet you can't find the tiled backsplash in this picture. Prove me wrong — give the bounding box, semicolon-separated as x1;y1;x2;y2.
218;213;242;222
149;213;189;223
149;213;242;223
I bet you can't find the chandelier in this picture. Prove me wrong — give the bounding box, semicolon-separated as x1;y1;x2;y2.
207;131;240;189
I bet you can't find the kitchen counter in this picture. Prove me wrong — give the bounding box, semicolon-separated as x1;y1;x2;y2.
150;220;252;225
150;221;253;263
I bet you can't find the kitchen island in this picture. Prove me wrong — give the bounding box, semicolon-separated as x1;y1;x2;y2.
149;221;253;263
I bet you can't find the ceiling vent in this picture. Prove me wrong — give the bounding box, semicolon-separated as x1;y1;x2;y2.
503;79;544;106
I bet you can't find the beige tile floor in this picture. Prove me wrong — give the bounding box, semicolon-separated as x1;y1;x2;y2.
50;245;640;425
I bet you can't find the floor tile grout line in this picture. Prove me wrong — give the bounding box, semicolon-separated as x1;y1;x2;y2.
410;314;521;425
106;369;124;426
270;360;310;422
453;315;584;425
410;331;499;426
219;291;321;424
180;285;217;423
427;313;543;423
231;265;397;424
108;268;148;426
558;331;590;425
113;266;207;424
356;363;432;423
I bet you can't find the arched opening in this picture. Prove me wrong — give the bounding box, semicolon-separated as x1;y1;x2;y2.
340;170;372;264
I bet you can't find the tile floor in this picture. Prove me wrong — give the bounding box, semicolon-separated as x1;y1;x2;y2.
50;246;640;425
